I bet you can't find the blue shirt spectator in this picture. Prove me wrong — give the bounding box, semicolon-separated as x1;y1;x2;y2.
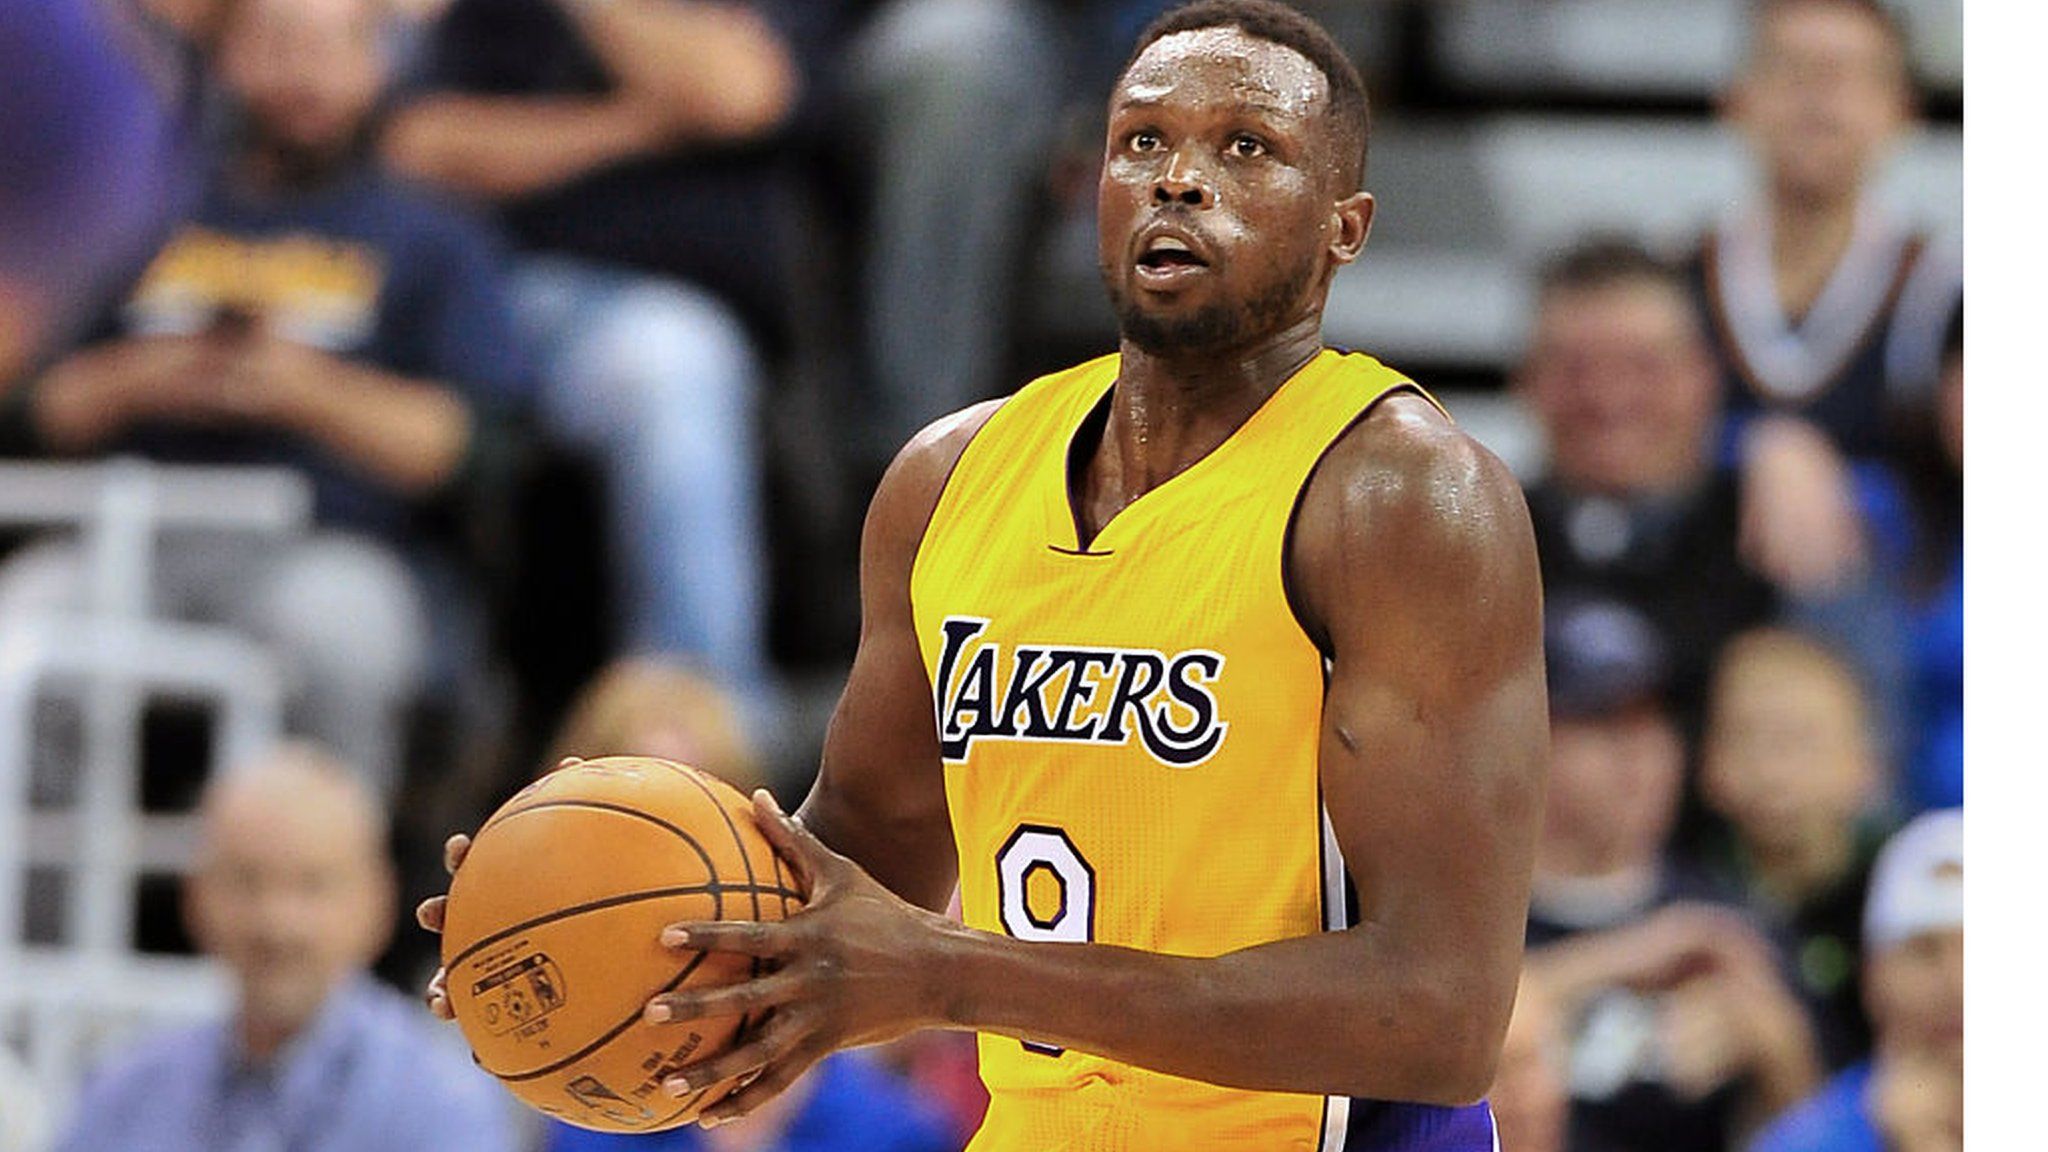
545;1051;955;1152
1745;1061;1882;1152
56;976;519;1152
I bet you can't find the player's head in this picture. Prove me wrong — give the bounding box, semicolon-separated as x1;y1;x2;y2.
1515;237;1719;498
185;742;395;1055
1098;0;1374;357
1701;627;1880;858
1725;0;1914;208
1537;596;1682;878
1861;809;1964;1071
211;0;393;176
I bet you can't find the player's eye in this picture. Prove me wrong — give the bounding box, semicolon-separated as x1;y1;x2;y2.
1228;134;1269;159
1129;129;1163;153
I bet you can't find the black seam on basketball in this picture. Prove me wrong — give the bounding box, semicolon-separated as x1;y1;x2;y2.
446;883;791;973
666;768;768;1040
473;799;721;874
455;774;797;1086
491;947;712;1082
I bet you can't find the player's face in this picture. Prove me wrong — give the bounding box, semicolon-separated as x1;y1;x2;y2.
217;0;387;161
1731;1;1910;204
185;784;390;1035
1519;279;1718;496
1098;29;1353;356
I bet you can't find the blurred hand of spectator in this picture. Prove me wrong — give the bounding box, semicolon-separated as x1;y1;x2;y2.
1657;928;1821;1117
383;0;799;202
1738;414;1867;596
31;333;221;448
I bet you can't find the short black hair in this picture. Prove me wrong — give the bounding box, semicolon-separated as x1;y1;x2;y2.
1120;0;1371;191
1536;235;1684;297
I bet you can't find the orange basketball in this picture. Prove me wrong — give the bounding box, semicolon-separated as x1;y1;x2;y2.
440;756;802;1132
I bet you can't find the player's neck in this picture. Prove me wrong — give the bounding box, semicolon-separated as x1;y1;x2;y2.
1106;318;1325;484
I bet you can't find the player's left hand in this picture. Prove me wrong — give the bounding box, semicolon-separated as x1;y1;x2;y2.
644;789;952;1127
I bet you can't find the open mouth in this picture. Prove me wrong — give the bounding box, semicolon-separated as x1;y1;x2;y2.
1137;236;1211;271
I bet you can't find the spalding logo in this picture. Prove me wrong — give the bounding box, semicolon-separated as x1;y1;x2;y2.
932;617;1228;767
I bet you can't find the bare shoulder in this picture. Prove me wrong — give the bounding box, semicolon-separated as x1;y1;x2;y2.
863;397;1009;572
1302;392;1531;564
1291;391;1540;657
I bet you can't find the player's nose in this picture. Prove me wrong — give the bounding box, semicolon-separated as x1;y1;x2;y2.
1153;148;1212;207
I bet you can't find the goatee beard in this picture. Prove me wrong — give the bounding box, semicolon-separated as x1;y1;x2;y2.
1103;259;1315;358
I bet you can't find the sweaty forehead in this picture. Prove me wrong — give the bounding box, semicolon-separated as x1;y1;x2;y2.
1117;28;1330;119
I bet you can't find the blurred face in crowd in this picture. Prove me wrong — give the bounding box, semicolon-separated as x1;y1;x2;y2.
1489;977;1569;1152
1518;276;1720;497
1728;0;1911;208
1098;27;1367;356
1867;925;1964;1068
1702;630;1876;858
216;0;389;167
185;746;394;1057
1540;704;1685;877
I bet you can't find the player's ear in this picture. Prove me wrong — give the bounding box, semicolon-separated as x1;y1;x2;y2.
1328;191;1374;268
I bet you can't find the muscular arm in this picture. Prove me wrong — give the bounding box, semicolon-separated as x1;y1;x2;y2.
663;394;1548;1110
796;400;1005;912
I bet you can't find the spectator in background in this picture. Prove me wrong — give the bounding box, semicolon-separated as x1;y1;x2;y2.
384;0;856;719
0;0;530;791
1747;808;1963;1152
1700;627;1896;1072
1526;595;1822;1152
1514;238;1779;728
840;0;1062;470
1692;0;1962;598
1514;236;1910;815
545;656;765;788
53;741;521;1152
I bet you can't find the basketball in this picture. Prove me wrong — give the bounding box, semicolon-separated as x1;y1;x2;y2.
439;756;803;1132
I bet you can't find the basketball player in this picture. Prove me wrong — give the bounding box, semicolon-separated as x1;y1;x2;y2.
423;2;1547;1147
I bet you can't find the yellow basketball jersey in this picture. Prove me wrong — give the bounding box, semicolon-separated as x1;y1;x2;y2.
910;348;1426;1152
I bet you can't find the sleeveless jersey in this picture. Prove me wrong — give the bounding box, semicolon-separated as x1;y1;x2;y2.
910;349;1500;1152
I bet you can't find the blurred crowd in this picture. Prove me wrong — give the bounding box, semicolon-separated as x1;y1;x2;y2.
1;0;1961;1150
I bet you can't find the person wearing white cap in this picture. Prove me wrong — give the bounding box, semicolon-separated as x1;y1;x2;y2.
1747;807;1963;1152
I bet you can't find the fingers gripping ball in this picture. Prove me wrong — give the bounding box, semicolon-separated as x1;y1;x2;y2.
440;757;803;1132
